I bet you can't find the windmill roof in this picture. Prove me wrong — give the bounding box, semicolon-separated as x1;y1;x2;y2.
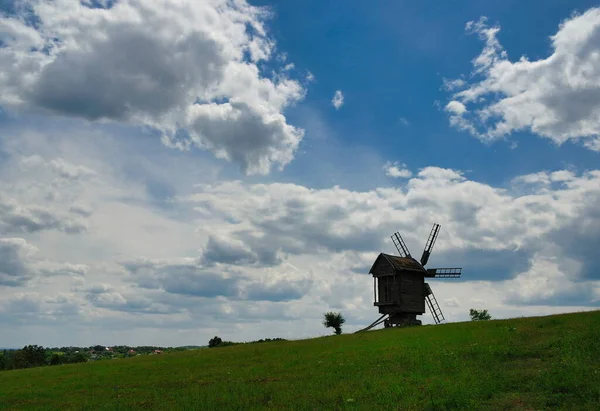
370;253;425;273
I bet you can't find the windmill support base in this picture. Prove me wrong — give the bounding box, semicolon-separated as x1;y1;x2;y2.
385;313;422;328
354;314;388;333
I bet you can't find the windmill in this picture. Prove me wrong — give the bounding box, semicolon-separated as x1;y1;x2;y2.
356;223;462;332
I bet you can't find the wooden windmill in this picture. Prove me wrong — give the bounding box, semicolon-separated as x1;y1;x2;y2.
356;223;462;332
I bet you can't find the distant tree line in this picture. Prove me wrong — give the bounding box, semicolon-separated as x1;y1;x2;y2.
208;336;287;348
0;345;87;371
0;344;192;372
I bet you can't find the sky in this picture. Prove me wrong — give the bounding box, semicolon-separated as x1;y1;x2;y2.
1;0;599;348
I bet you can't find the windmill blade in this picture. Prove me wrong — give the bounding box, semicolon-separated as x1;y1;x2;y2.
391;232;411;258
426;268;462;278
424;283;445;324
420;223;441;266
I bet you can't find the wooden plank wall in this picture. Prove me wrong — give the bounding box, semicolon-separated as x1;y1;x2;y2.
399;271;425;312
371;256;395;277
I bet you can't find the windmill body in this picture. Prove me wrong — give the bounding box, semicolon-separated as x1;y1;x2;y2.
359;223;462;331
369;253;428;326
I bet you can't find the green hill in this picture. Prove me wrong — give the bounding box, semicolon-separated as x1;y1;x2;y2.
1;311;599;410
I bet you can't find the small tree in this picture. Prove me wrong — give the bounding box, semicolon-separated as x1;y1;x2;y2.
322;311;346;335
469;308;491;321
49;353;64;366
208;336;222;348
69;352;88;364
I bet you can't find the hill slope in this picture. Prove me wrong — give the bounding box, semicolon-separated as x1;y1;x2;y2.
1;311;600;410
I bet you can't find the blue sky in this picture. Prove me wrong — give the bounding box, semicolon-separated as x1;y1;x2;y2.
1;0;599;347
267;0;600;189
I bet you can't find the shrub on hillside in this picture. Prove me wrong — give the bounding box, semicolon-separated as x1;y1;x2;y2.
208;336;222;348
323;312;346;335
207;336;238;348
469;308;492;321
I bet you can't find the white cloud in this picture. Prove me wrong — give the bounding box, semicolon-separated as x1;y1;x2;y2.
0;155;94;234
512;170;578;186
445;101;467;115
444;9;600;150
182;166;600;277
0;0;307;175
442;78;467;91
512;171;552;186
399;117;410;126
503;254;590;304
584;137;600;151
444;297;461;308
383;161;412;178
332;90;344;110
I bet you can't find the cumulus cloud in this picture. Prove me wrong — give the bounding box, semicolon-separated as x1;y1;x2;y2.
503;255;593;305
120;257;312;303
0;196;88;234
20;155;96;180
182;167;600;293
2;124;599;344
0;237;88;286
0;154;94;234
84;283;179;314
383;161;412;178
332;90;344;110
444;9;600;150
0;0;307;175
0;238;37;286
0;291;86;327
38;262;89;277
445;101;467;116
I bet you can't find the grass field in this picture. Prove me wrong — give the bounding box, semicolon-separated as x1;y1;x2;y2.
1;310;599;410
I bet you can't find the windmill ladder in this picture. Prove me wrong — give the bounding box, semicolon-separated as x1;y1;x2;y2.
425;286;445;324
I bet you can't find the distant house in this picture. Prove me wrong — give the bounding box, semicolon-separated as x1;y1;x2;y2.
153;350;163;355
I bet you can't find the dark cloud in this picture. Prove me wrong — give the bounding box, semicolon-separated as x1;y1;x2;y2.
428;248;532;282
201;235;259;266
30;24;225;122
0;238;33;286
505;289;600;307
161;270;241;299
39;263;88;278
0;237;89;286
0;197;87;234
243;279;312;302
68;205;93;217
249;207;384;256
121;259;311;304
0;293;84;330
186;101;304;175
548;197;600;280
84;284;182;314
